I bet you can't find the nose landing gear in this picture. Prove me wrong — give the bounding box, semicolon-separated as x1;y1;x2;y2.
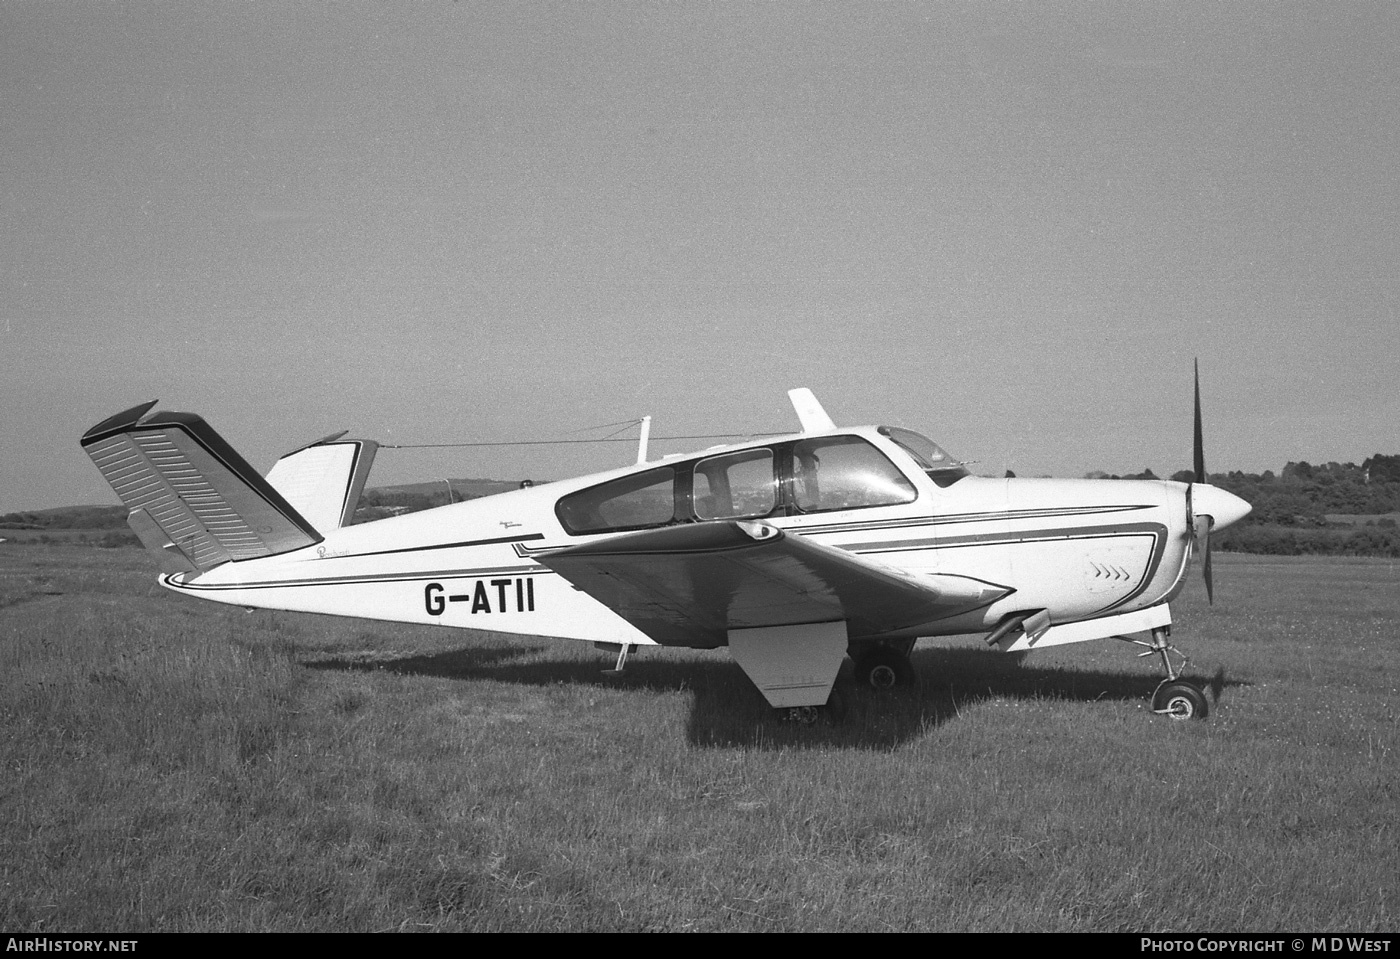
1120;625;1210;721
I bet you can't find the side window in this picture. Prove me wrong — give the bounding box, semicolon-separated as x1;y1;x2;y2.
556;467;676;534
693;449;776;520
791;436;917;512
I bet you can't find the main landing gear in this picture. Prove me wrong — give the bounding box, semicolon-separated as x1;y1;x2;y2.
779;641;916;724
1121;626;1210;721
783;685;847;725
849;640;917;692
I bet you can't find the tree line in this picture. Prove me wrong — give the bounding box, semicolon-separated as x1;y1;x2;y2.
1094;455;1400;557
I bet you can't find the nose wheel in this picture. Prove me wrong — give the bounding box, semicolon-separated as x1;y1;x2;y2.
1120;626;1210;721
1152;679;1209;720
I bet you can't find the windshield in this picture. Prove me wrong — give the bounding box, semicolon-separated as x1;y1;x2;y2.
879;427;969;487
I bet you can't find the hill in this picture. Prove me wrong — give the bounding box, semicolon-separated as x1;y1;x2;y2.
0;504;129;531
8;457;1400;556
0;479;538;538
351;477;539;522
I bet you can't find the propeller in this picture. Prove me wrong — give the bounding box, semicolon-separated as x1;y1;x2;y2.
1182;360;1252;605
1193;359;1205;484
1192;359;1214;603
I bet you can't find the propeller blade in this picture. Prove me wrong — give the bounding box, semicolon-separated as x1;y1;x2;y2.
1193;361;1213;602
1193;358;1206;484
1202;520;1214;605
1192;512;1215;604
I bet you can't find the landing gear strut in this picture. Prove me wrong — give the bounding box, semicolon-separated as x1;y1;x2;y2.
1120;626;1210;721
598;642;634;676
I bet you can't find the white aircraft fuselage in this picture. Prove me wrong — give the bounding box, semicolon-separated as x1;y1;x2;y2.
81;390;1250;718
162;424;1246;652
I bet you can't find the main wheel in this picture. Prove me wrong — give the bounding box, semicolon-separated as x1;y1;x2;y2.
1152;680;1209;720
853;647;916;691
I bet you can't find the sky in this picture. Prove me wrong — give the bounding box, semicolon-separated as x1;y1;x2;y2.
3;1;1397;513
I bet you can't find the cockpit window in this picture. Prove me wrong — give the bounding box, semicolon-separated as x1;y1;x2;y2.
556;466;676;534
879;427;969;487
791;436;917;512
693;448;776;520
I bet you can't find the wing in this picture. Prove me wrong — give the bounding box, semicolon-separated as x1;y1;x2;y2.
536;521;1011;647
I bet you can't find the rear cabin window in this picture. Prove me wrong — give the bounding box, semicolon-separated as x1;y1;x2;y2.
693;449;776;520
792;436;917;512
556;466;677;534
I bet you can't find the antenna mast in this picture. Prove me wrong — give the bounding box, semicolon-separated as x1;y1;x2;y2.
635;416;651;464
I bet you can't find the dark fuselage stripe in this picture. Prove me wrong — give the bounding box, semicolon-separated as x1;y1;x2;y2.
844;522;1169;616
843;521;1166;553
173;565;546;591
792;504;1155;535
173;520;1171;618
348;532;545;559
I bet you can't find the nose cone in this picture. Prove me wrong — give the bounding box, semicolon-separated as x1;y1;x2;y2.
1191;484;1252;531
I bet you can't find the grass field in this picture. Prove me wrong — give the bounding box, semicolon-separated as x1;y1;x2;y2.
1;543;1395;931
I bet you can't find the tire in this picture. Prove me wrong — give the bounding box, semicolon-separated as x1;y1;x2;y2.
1152;680;1209;720
853;647;916;691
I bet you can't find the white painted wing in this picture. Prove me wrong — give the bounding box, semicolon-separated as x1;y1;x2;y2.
536;521;1011;648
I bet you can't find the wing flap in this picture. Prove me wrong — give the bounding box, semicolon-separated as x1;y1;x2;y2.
537;522;1011;647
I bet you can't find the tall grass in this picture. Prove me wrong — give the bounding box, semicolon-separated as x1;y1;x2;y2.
1;545;1395;931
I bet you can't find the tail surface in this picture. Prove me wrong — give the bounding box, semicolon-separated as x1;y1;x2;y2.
265;434;378;535
81;402;322;573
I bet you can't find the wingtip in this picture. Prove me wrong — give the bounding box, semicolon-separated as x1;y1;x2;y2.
81;400;160;445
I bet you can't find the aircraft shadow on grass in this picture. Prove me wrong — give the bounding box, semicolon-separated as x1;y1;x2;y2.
304;643;1249;751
